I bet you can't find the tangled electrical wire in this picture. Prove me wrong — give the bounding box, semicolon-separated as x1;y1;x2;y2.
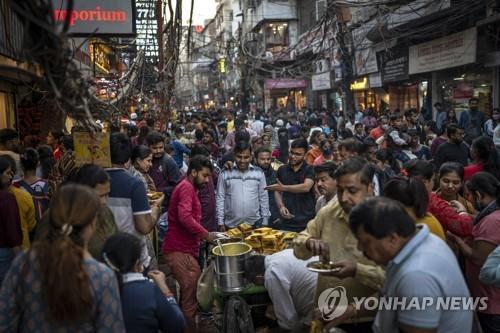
9;0;102;131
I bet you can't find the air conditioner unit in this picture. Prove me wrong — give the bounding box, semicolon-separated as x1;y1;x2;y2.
315;59;330;73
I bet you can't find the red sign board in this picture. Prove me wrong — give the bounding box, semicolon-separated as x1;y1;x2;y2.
52;0;135;36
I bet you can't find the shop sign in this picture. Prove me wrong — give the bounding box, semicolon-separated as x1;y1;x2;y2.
89;41;112;73
355;47;379;76
264;78;307;90
350;77;368;91
312;72;332;91
409;28;477;74
52;0;135;36
378;48;409;83
73;132;111;168
369;73;382;88
136;0;159;62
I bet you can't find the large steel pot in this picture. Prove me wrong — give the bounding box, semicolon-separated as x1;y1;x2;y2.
212;242;252;293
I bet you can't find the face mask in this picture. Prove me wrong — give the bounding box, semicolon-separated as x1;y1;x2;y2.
493;114;500;121
382;124;389;131
322;149;332;156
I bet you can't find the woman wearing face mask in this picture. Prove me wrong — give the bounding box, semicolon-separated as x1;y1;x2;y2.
102;232;185;333
129;145;156;192
435;162;475;215
313;139;333;165
484;108;500;137
447;172;500;333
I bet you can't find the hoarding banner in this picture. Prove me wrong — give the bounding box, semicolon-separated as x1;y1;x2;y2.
264;78;308;90
52;0;135;35
378;48;409;83
409;28;477;74
312;72;332;91
74;132;111;168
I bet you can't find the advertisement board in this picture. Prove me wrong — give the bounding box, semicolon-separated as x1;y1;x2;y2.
52;0;135;36
74;132;111;168
409;28;477;74
378;48;409;83
312;72;332;91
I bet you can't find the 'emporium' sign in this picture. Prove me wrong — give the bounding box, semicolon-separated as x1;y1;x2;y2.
52;0;135;36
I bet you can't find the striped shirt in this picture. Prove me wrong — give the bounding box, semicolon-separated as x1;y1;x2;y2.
216;165;270;228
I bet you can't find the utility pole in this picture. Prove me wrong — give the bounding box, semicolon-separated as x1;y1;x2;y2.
237;23;250;112
329;0;355;117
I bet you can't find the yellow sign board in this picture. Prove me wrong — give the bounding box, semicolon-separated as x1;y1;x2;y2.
350;77;368;91
74;132;111;168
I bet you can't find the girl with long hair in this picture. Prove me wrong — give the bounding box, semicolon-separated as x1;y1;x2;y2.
0;184;125;332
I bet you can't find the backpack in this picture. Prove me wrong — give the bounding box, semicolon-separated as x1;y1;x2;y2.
16;179;50;224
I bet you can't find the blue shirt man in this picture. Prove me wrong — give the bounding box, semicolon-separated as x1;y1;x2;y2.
346;197;473;333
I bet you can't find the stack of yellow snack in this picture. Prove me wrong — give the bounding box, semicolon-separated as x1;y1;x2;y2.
226;228;244;238
225;225;297;254
237;223;253;237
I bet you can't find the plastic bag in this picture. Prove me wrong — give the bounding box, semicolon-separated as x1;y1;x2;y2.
196;261;215;312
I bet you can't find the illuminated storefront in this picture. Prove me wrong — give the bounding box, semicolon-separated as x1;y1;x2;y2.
264;78;308;111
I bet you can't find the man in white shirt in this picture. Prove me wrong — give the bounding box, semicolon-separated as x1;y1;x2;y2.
245;249;318;331
251;114;265;135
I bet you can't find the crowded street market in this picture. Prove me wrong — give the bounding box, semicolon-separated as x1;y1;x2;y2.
1;0;500;332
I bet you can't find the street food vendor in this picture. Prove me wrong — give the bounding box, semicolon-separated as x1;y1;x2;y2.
245;249;318;332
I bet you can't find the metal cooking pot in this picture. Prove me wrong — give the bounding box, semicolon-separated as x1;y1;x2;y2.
212;242;252;293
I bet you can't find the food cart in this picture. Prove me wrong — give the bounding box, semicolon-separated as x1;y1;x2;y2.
201;225;297;332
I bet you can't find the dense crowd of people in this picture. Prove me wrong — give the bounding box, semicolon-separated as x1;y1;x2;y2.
0;98;500;333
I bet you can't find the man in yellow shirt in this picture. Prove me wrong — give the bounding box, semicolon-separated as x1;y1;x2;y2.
294;157;385;332
1;154;36;249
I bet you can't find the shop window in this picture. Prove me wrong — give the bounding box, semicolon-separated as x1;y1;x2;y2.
389;85;419;112
438;70;492;116
265;23;289;52
0;91;15;129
